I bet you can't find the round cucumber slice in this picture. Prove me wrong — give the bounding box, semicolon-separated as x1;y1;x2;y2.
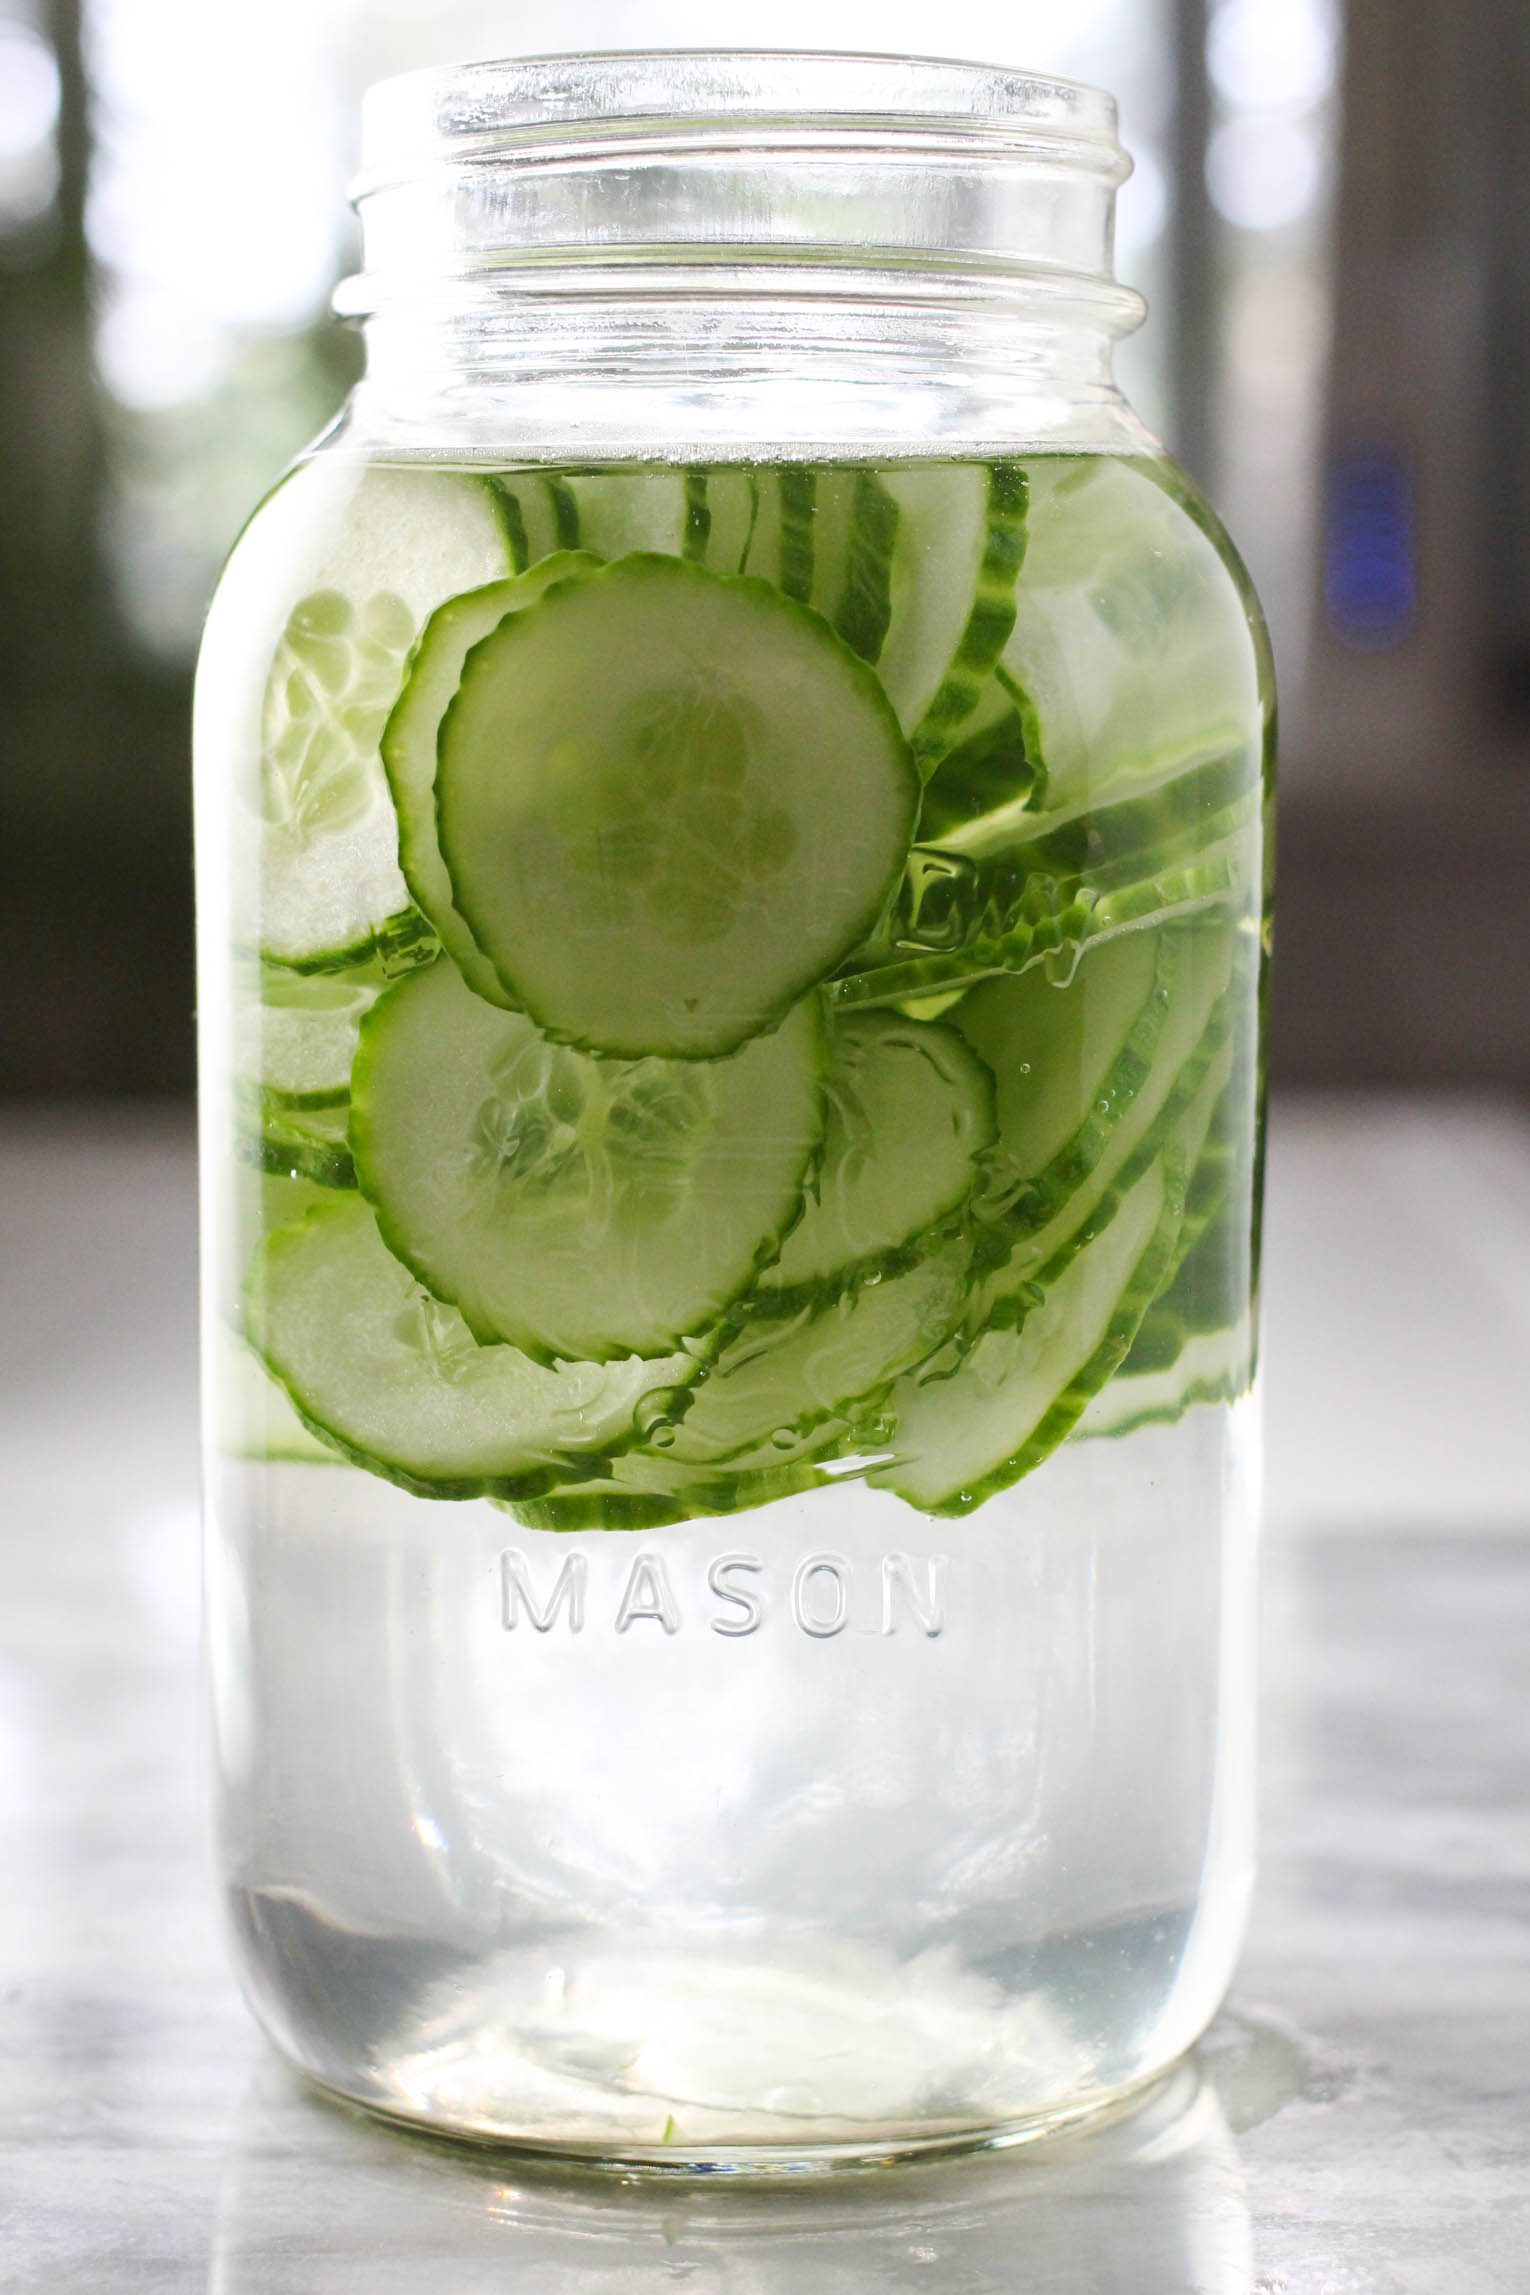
247;1198;698;1499
434;554;919;1059
759;1011;995;1299
208;459;517;971
380;551;601;1007
351;960;829;1364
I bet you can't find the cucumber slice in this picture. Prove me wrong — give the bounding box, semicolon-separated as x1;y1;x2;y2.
758;1011;996;1300
351;960;828;1364
873;1022;1233;1515
435;553;919;1059
220;461;517;969
960;928;1168;1228
877;463;1030;775
212;1323;343;1465
694;467;760;574
237;1087;355;1189
493;472;580;566
743;463;1030;776
962;921;1238;1293
916;672;1041;844
1114;1049;1258;1382
562;471;688;559
380;551;602;1008
997;457;1264;813
658;1237;971;1470
831;470;902;663
846;739;1258;993
872;1156;1175;1514
506;1238;974;1515
1077;1314;1256;1441
743;467;828;601
247;1198;698;1499
235;969;378;1108
830;825;1255;1016
502;1449;832;1531
939;741;1257;875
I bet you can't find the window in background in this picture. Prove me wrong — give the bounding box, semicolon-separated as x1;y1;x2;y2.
0;0;61;258
84;0;357;659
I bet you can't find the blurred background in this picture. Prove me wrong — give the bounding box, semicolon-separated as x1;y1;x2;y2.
0;0;1527;1095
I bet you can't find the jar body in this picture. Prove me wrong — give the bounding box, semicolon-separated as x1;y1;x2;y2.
196;59;1271;2162
197;434;1268;2159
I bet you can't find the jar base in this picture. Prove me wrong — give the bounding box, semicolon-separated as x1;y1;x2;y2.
292;2052;1186;2177
230;1879;1236;2173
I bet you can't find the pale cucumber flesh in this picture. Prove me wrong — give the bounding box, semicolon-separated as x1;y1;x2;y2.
226;462;517;970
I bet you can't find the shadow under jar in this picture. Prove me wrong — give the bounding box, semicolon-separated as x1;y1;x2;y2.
195;49;1274;2169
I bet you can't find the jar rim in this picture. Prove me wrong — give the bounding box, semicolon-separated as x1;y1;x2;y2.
358;48;1126;183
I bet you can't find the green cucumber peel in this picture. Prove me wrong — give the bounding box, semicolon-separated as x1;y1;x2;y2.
236;1086;355;1190
832;469;901;664
917;673;1043;845
829;838;1253;1014
906;461;1029;776
498;1449;836;1531
1077;1314;1256;1441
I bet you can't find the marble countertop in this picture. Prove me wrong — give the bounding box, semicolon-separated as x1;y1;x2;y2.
2;1097;1529;2292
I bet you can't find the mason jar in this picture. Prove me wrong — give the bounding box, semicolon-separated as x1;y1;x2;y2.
195;50;1272;2167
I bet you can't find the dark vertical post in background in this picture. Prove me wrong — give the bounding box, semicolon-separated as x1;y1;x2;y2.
1481;0;1530;729
1170;0;1215;492
2;0;104;681
0;0;196;1096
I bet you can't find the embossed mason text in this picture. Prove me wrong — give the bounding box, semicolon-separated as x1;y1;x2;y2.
500;1547;947;1638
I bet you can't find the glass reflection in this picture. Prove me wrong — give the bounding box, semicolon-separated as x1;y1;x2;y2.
210;2049;1255;2295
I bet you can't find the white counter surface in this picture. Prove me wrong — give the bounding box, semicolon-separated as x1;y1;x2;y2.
2;1097;1528;2292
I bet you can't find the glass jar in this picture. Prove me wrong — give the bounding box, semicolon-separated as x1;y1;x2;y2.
195;50;1272;2168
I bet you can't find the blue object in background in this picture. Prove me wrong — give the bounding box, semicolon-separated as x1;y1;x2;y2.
1324;442;1417;650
